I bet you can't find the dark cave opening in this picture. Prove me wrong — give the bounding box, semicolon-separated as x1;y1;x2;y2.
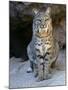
10;17;33;61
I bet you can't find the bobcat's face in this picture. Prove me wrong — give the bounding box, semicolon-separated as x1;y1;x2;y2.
33;7;52;37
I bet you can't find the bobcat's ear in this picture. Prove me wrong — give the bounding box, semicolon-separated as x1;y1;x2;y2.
45;7;51;16
32;8;39;15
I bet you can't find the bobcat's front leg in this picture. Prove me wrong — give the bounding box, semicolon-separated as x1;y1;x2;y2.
33;63;38;77
36;58;44;81
43;61;51;80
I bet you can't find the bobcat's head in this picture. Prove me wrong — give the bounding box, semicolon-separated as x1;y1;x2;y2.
33;7;53;37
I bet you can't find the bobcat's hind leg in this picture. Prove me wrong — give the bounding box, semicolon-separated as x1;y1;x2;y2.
27;61;33;73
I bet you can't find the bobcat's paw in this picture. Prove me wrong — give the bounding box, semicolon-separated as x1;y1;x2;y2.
44;73;52;80
27;67;32;73
34;73;38;77
36;77;44;82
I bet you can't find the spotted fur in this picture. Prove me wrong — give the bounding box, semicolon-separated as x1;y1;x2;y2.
27;7;59;81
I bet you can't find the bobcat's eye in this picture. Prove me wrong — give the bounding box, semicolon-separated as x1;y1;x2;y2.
45;18;49;21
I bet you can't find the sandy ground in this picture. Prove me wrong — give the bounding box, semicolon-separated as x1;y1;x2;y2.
9;50;66;89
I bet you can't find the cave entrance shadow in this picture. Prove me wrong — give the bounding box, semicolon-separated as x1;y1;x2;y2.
10;15;33;61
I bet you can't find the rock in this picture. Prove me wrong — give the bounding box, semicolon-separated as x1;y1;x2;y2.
53;19;66;49
9;1;66;59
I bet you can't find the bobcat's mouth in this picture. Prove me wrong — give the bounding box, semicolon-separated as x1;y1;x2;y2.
35;31;49;38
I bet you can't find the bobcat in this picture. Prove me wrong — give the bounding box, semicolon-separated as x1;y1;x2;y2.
27;7;59;81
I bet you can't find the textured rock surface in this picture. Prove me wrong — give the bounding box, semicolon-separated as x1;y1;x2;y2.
9;1;66;59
